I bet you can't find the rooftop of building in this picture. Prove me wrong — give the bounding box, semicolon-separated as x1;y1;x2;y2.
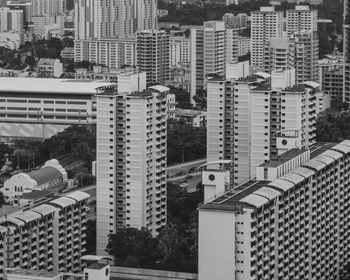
206;73;226;81
27;166;62;186
87;262;108;270
282;84;307;92
8;269;63;278
175;108;204;117
260;148;308;168
37;58;59;66
0;205;23;218
0;77;116;94
324;68;344;75
21;189;52;200
199;141;347;212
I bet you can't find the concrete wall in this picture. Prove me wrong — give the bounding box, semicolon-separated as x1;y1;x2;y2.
198;209;235;280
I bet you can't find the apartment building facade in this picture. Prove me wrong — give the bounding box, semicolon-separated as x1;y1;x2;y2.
344;0;350;104
251;7;283;68
286;5;318;36
74;38;138;70
199;140;350;280
206;70;317;186
291;31;319;84
137;30;170;85
0;8;23;32
31;0;65;16
96;85;167;255
169;35;190;67
190;21;240;104
0;191;89;280
74;0;157;40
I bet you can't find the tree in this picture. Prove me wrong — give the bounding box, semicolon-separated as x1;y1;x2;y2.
193;89;207;109
66;0;74;10
167;120;206;165
25;56;36;66
106;227;161;268
169;87;192;109
158;224;181;260
316;111;350;142
62;37;74;48
0;192;5;207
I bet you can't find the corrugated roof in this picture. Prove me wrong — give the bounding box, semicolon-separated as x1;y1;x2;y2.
65;191;90;202
280;173;305;185
5;217;25;227
0;77;115;94
341;140;350;147
313;154;335;165
15;210;41;223
303;160;326;171
240;194;269;208
268;178;295;192
291;167;314;178
254;187;281;200
322;150;342;160
50;196;75;208
27;166;62;186
9;269;63;278
31;204;57;216
332;144;350;154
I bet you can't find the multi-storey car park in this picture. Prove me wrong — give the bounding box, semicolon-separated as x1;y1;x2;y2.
0;74;145;140
199;140;350;280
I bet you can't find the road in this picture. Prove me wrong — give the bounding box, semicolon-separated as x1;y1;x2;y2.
69;159;207;198
167;159;206;178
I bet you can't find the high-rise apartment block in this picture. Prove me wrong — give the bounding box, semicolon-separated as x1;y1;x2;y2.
74;38;138;70
96;83;167;256
199;140;350;280
206;69;318;186
7;2;32;26
0;191;89;279
344;0;350;104
222;13;248;29
137;30;170;85
264;37;294;72
265;32;319;84
291;30;319;84
74;0;157;40
31;0;65;16
0;7;23;32
190;26;204;103
74;0;94;40
190;21;240;104
203;21;226;78
251;7;283;68
169;35;190;67
286;5;318;35
261;6;319;83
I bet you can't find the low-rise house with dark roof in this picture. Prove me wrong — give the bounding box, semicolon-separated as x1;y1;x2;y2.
3;159;68;205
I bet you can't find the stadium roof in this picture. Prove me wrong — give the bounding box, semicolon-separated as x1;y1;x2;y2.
0;77;115;94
